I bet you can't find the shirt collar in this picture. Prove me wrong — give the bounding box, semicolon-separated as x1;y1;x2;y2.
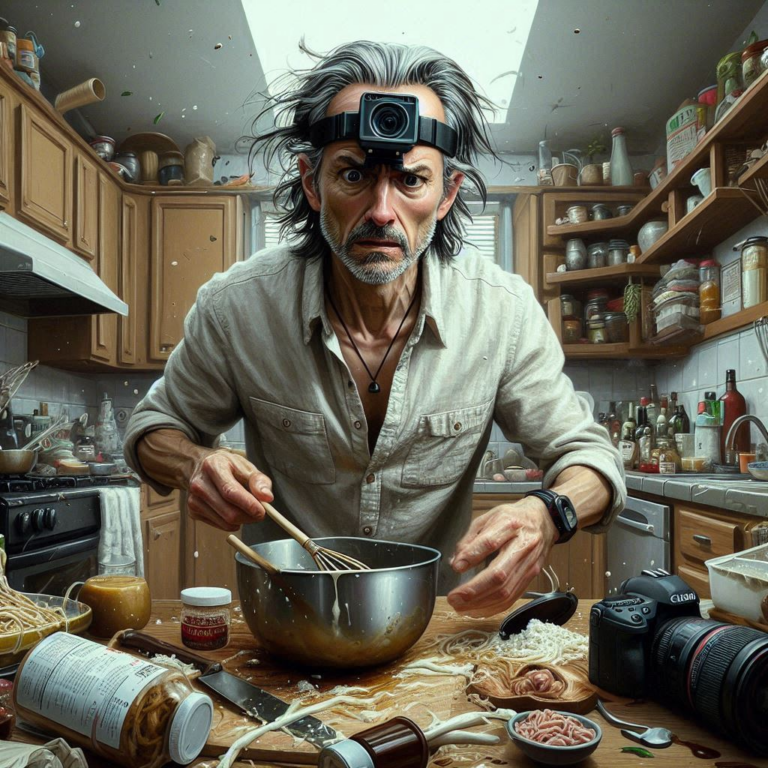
301;253;447;347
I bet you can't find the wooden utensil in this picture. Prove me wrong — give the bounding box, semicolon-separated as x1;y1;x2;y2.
227;534;280;575
262;501;371;572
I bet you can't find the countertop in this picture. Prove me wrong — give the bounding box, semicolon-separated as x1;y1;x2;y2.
473;480;542;493
625;470;768;517
9;598;761;767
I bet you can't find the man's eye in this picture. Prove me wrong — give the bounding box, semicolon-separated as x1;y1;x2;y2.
342;169;363;183
403;174;424;188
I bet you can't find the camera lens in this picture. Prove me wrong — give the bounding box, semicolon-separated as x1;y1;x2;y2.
650;617;768;755
370;103;409;139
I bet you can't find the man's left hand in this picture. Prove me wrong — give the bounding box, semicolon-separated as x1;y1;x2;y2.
447;497;559;617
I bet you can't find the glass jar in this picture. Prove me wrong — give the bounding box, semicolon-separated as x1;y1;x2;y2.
607;239;630;266
628;244;641;263
562;318;583;343
560;294;580;319
587;242;608;269
658;440;681;474
742;40;768;88
735;236;768;308
616;204;634;217
588;314;607;344
14;633;213;768
565;239;587;271
604;311;629;343
99;554;137;577
698;258;721;324
591;204;612;221
181;587;232;651
584;297;607;325
566;205;588;224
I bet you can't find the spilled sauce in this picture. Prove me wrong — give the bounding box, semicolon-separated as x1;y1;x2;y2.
671;734;722;759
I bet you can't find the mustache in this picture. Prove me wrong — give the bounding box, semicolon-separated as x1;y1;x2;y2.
346;222;407;250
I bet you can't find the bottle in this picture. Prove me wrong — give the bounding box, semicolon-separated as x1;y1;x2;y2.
704;391;721;422
656;406;668;439
621;403;637;441
669;391;678;417
647;384;660;425
699;259;721;324
695;400;721;470
675;403;691;434
634;404;648;443
14;633;213;768
75;425;97;461
720;369;749;463
658;439;681;474
95;393;120;458
610;127;633;186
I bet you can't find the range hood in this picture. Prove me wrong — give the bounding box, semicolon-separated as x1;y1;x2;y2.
0;212;128;318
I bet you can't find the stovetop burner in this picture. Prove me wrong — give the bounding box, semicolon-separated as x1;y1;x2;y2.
0;474;135;495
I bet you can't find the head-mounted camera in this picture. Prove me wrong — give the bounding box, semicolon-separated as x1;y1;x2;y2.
308;92;458;170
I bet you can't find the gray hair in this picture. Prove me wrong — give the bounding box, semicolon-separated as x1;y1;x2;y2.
247;39;499;262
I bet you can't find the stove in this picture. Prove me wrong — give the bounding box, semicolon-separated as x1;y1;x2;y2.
0;474;137;595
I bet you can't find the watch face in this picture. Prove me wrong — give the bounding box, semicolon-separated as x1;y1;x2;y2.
556;498;578;529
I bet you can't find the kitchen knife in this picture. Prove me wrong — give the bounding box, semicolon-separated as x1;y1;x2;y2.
117;630;338;748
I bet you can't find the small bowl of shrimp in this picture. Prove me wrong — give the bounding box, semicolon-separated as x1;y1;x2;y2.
506;709;602;765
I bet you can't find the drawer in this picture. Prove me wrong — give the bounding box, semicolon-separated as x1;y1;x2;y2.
677;508;740;564
677;564;711;599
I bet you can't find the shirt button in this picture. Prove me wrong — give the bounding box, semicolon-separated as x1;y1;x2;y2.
363;526;373;536
282;419;292;428
354;420;362;430
454;422;462;431
366;473;375;484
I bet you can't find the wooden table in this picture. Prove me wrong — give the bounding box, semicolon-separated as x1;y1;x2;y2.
9;598;764;767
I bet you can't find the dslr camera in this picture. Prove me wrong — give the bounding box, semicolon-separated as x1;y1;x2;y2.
589;569;768;756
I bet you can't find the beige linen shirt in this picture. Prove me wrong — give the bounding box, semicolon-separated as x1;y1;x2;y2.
124;245;625;591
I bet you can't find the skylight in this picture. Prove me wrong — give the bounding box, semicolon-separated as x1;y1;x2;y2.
242;0;539;124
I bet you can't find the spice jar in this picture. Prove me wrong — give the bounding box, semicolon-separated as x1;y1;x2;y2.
0;19;17;63
735;236;768;308
591;204;612;221
565;239;587;271
604;311;629;343
628;244;641;263
584;289;609;325
588;314;607;344
14;37;37;75
181;587;232;651
560;293;580;319
566;205;588;224
562;318;582;343
14;633;213;768
587;242;608;269
607;239;630;266
698;258;721;324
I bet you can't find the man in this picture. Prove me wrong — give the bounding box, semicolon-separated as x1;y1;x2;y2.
125;40;625;617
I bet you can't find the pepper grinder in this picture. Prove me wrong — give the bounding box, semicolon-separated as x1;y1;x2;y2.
318;717;428;768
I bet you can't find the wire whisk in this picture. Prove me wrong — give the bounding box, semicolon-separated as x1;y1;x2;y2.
263;501;371;571
755;317;768;366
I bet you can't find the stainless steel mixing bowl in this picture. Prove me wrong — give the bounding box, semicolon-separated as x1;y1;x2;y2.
236;537;441;668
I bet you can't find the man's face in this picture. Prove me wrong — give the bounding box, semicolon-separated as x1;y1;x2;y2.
300;83;463;285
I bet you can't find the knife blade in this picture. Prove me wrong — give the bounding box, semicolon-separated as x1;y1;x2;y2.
117;630;337;747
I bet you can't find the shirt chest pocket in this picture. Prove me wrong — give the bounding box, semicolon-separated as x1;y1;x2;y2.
249;397;335;485
402;400;493;488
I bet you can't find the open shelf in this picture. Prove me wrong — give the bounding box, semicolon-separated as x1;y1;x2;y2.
702;300;768;341
546;263;661;288
738;152;768;185
563;343;688;359
636;187;759;264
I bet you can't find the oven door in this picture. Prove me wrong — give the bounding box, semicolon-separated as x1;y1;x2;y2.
5;534;100;595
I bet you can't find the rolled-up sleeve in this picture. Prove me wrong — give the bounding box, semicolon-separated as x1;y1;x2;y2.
493;283;626;532
123;283;242;494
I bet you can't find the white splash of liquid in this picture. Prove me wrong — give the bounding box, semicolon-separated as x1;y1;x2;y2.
330;571;342;634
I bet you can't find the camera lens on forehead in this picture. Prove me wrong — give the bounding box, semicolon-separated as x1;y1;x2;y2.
370;103;408;138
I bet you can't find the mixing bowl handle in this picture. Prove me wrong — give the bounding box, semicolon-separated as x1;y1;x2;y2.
227;534;280;575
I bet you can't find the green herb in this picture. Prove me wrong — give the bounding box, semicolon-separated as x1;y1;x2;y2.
153;111;165;125
621;746;654;758
121;91;133;97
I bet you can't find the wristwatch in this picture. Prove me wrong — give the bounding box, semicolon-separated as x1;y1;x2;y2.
524;489;578;544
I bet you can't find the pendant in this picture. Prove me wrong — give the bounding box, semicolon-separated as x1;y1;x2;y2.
368;381;381;394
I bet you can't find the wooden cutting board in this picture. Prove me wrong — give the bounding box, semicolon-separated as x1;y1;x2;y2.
146;605;473;764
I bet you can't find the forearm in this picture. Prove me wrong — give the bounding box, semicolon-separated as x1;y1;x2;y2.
136;428;215;491
550;465;612;529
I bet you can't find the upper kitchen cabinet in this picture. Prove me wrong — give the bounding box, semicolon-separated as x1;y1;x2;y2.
0;76;13;211
150;196;243;362
17;103;73;245
73;151;100;262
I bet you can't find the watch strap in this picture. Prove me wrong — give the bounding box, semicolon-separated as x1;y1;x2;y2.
524;489;577;544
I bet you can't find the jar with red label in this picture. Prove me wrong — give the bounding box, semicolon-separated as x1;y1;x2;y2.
181;587;232;651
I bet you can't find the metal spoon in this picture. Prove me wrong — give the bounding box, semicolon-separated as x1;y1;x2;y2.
597;699;673;749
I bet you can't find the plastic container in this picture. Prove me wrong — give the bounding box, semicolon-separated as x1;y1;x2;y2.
735;236;768;309
706;543;768;623
181;587;232;651
13;633;213;768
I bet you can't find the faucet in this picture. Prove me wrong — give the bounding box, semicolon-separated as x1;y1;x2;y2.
725;415;768;459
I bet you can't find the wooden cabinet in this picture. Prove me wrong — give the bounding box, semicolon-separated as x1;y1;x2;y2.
184;513;240;598
73;152;100;261
119;195;138;365
150;196;242;361
18;103;73;244
512;193;541;299
141;487;182;600
471;494;606;598
0;77;13;210
672;502;758;598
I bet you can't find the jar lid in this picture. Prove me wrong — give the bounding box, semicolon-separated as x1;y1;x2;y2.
699;258;717;267
588;314;605;326
592;204;609;210
168;692;214;764
734;236;768;250
181;587;232;606
90;135;115;145
742;39;768;60
611;127;625;136
560;293;575;301
586;288;608;300
608;239;629;248
604;312;627;321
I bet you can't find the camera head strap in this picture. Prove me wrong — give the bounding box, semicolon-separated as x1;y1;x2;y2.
308;92;458;170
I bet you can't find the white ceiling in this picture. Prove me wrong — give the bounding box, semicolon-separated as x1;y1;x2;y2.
1;0;764;159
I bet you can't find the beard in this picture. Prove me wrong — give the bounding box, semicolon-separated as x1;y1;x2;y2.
320;209;437;286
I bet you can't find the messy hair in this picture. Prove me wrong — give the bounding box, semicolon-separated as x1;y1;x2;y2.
247;39;499;262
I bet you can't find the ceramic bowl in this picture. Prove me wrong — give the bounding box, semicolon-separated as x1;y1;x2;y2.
503;468;528;482
748;461;768;481
637;219;669;253
506;711;602;765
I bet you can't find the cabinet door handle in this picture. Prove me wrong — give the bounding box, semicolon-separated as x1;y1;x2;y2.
693;534;712;546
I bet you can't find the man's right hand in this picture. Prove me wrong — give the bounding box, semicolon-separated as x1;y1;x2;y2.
186;450;273;532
